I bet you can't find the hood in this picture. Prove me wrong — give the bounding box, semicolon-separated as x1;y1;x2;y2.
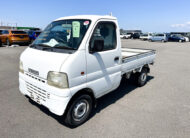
20;47;70;79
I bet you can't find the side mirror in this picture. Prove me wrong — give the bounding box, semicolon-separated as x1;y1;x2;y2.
90;39;104;54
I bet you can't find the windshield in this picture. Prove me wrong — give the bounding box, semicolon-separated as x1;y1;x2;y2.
11;31;27;34
33;19;91;50
175;34;183;37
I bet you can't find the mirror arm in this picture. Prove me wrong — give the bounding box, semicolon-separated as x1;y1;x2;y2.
89;41;94;54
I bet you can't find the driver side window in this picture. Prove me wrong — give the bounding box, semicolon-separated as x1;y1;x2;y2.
90;22;117;52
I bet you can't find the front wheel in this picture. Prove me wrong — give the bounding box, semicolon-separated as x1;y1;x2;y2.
6;39;11;46
0;40;2;47
64;94;93;127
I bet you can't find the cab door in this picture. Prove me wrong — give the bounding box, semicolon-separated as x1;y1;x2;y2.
86;21;121;98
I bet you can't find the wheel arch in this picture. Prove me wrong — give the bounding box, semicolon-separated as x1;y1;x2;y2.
136;64;150;73
142;64;150;73
64;88;96;115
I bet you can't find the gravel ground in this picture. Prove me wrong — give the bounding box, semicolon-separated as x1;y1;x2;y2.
0;40;190;138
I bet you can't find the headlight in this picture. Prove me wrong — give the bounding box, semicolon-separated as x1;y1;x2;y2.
47;71;69;89
19;61;24;73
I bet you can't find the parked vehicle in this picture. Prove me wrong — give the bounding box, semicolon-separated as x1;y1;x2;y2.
120;33;131;39
26;30;41;43
0;30;30;46
149;33;168;42
168;34;185;42
186;33;190;42
19;15;156;127
0;30;3;47
130;33;140;39
140;33;152;41
170;32;190;42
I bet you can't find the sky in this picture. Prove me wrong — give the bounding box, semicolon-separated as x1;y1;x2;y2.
0;0;190;32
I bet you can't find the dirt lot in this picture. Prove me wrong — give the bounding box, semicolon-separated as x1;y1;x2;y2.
0;40;190;138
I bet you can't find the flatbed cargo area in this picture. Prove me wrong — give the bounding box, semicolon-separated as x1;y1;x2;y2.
121;47;156;74
122;48;155;59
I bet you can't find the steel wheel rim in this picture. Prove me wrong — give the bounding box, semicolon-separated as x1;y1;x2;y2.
72;99;89;121
141;73;147;82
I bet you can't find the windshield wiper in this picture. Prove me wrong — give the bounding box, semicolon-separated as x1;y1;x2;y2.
30;43;51;48
37;43;51;47
53;45;77;50
30;43;54;51
30;43;76;51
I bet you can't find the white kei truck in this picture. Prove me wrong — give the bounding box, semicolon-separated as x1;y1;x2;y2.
19;15;156;127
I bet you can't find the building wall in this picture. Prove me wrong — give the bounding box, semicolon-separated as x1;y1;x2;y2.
0;26;15;30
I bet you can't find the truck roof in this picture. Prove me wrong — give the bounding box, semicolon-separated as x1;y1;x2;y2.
55;15;117;22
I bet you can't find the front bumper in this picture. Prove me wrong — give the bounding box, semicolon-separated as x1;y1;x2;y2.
19;72;71;116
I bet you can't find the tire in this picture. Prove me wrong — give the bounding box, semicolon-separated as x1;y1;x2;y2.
136;68;148;87
179;40;182;43
64;94;93;127
0;40;2;47
6;39;11;46
161;40;165;43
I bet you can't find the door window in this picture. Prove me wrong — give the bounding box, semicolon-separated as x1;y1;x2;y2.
90;22;117;52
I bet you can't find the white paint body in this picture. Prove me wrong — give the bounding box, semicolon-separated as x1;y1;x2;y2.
184;37;189;42
140;33;153;40
19;15;156;116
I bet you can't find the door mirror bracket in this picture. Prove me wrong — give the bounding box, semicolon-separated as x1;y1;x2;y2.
89;39;104;54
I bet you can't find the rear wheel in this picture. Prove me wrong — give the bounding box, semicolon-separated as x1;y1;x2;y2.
179;40;182;43
161;40;165;43
135;68;148;87
64;94;93;127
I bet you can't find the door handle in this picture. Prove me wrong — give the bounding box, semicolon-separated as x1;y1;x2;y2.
114;56;119;61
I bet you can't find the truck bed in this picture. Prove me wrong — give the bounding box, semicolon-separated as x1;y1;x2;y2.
121;48;156;74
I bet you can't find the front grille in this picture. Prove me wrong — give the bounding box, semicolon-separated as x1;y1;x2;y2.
26;82;47;102
25;72;45;83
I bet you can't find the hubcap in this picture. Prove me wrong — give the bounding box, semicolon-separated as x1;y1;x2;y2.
72;99;89;121
141;73;147;82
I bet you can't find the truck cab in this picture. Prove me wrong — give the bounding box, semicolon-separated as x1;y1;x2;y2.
19;15;156;127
